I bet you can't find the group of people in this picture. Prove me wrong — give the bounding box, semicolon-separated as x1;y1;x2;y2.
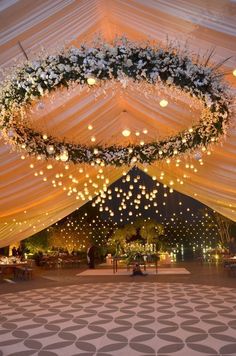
12;246;24;259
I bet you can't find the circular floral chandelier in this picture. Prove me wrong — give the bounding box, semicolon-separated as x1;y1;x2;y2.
0;38;232;166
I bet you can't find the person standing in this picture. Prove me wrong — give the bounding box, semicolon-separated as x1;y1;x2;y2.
87;244;95;269
12;246;17;257
229;237;236;256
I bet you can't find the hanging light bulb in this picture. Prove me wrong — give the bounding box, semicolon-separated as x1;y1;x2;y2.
47;145;55;154
60;149;68;162
87;75;96;85
122;129;131;137
160;99;168;107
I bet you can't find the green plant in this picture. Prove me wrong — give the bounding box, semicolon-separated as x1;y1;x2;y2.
108;219;165;256
23;230;50;253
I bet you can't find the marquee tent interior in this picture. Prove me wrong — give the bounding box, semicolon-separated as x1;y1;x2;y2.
0;0;235;248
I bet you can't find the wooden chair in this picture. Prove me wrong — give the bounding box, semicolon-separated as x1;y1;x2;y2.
15;265;33;280
229;264;236;277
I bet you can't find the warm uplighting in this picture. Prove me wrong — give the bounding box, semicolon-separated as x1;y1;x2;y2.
87;76;96;85
159;99;168;107
122;129;131;137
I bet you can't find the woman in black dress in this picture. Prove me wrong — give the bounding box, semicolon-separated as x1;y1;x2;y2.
87;244;95;269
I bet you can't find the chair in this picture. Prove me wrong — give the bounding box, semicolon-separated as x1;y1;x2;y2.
229;264;236;277
15;265;33;280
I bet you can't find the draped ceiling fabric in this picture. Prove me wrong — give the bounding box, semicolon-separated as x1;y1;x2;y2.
0;0;236;247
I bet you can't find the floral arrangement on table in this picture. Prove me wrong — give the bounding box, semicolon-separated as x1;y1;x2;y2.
108;219;163;262
122;242;154;264
124;241;153;255
0;37;233;167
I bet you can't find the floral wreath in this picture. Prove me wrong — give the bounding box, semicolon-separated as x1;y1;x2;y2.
0;38;232;166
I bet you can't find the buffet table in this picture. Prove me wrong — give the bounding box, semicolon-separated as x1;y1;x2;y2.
0;262;32;280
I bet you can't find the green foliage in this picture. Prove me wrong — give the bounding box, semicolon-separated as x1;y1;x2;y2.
135;219;164;244
1;40;231;167
108;225;136;254
108;219;165;255
23;230;50;253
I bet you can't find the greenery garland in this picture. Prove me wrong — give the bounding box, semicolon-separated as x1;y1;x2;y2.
0;38;232;166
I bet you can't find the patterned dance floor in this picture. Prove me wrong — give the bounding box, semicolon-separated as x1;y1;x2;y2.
0;282;236;356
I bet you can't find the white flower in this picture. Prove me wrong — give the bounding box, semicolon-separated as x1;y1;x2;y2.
48;70;58;79
97;61;105;69
37;85;44;95
126;59;133;67
109;47;118;56
40;72;47;80
57;63;65;72
166;76;174;85
150;71;159;81
70;55;78;63
69;47;80;55
96;51;105;60
65;65;71;72
36;68;45;76
31;61;41;70
137;60;145;69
